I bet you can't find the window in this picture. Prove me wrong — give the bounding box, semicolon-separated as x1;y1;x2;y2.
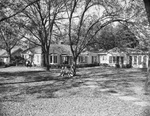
62;56;67;62
37;55;39;63
143;55;147;63
62;56;69;64
113;56;116;63
50;56;52;63
54;56;57;63
50;55;57;63
138;56;142;65
92;56;97;63
109;56;112;63
134;56;137;65
79;56;87;63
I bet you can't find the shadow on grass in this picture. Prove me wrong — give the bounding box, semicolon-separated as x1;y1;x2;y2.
0;67;149;102
0;70;45;77
0;71;84;102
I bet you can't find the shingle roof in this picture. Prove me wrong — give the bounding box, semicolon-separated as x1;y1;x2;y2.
23;44;72;55
50;44;72;55
0;47;24;57
108;47;148;54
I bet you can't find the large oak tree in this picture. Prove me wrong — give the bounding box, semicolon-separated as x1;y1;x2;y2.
18;0;67;70
64;0;134;75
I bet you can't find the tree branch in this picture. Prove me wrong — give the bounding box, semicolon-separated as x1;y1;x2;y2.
0;0;40;22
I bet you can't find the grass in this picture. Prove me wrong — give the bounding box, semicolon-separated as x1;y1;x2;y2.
0;66;149;102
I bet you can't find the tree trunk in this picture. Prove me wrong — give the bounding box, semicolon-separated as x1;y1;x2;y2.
45;48;50;71
41;48;46;67
72;57;77;76
143;0;150;93
143;0;150;23
7;49;12;64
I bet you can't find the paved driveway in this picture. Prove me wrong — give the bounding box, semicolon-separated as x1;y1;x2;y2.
0;66;150;116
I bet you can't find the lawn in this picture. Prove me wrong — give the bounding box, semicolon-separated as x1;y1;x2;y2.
0;66;150;102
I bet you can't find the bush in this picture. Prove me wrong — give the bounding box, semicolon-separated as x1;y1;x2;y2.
126;64;132;68
115;64;120;68
122;64;126;68
49;64;70;69
120;64;132;68
4;61;16;67
49;63;100;69
77;63;99;68
12;56;26;66
100;63;110;67
0;62;5;66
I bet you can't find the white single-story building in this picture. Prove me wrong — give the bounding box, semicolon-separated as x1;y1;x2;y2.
22;44;100;66
98;47;149;68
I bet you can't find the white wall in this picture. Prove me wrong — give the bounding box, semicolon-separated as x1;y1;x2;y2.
33;54;42;66
99;53;128;67
99;54;108;64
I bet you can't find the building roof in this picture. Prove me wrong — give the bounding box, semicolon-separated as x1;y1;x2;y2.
97;49;107;54
0;47;24;57
107;47;148;55
22;44;73;55
50;44;72;55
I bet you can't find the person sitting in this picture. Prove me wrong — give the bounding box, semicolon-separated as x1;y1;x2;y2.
60;66;73;77
26;61;32;67
65;66;73;77
60;66;65;77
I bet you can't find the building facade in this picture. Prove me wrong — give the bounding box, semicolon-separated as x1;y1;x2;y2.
98;47;149;68
21;44;101;66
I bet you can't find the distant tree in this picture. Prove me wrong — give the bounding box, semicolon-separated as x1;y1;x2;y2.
0;19;23;63
88;23;139;51
90;24;116;50
0;0;40;23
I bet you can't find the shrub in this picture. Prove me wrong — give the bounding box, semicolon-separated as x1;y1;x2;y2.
100;63;110;67
12;56;26;66
126;64;132;68
115;64;120;68
77;63;99;68
0;62;5;66
49;63;100;69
